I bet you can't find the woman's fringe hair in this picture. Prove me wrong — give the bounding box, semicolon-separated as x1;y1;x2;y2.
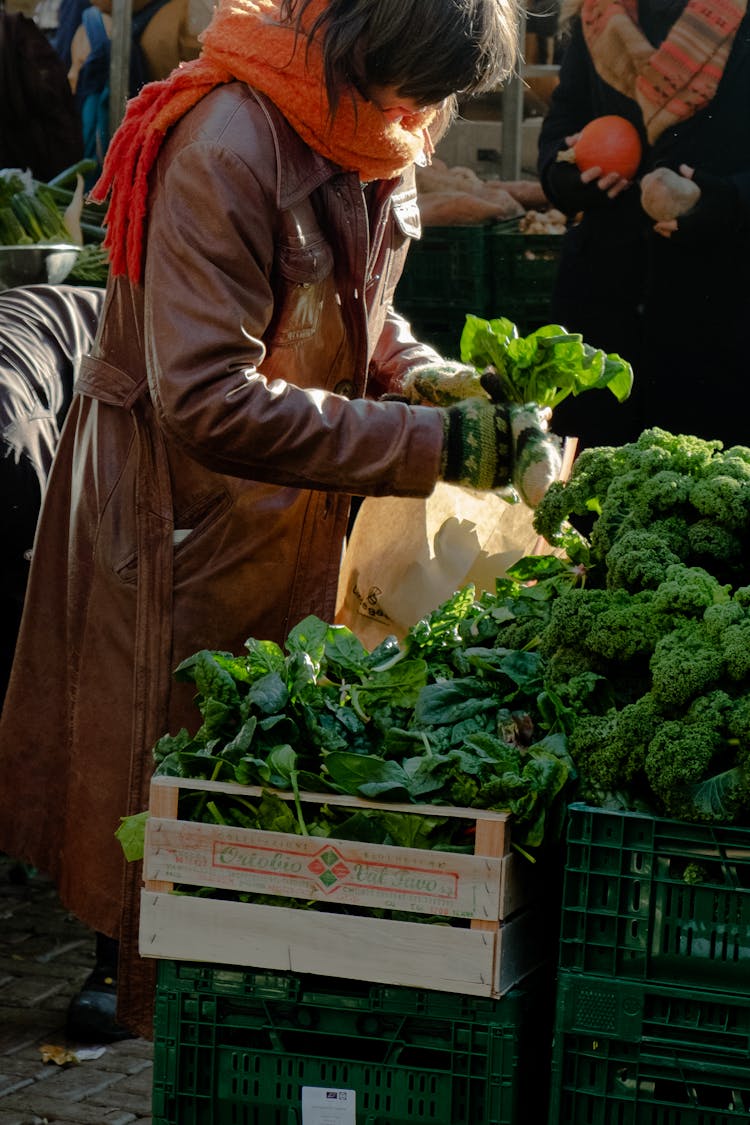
280;0;521;114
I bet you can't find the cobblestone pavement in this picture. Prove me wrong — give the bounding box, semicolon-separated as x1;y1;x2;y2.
0;856;153;1125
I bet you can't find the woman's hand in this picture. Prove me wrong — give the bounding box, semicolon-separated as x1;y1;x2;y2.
652;164;698;238
563;132;634;199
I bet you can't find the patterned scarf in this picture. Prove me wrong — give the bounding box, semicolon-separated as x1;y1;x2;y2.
581;0;747;143
90;0;437;280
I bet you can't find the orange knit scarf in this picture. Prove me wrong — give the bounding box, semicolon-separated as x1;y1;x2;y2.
91;0;436;280
581;0;747;143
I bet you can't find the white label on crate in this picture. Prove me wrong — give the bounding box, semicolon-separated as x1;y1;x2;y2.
301;1086;356;1125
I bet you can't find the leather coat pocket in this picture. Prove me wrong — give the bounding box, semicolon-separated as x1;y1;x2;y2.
114;489;230;584
272;238;335;343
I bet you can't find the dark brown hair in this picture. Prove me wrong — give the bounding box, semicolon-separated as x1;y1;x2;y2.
279;0;520;114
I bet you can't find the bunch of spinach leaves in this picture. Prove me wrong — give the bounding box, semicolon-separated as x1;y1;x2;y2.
459;314;633;409
136;554;579;863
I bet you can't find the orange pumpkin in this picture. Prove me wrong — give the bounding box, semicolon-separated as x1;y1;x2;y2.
574;115;642;179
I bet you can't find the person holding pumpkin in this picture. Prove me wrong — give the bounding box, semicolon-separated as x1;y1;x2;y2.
0;0;566;1042
537;0;750;451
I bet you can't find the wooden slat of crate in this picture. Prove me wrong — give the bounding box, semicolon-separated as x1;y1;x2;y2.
146;775;513;825
139;890;546;997
140;776;544;996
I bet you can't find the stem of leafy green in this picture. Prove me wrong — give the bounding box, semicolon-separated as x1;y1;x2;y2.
291;770;309;836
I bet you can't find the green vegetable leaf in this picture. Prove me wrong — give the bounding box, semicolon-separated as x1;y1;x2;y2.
239;639;287;680
115;811;148;861
248;671;289;714
459;314;633;409
414;677;496;726
351;659;429;719
286;615;329;671
323;625;371;675
323;752;412;799
380;812;448;849
265;744;298;787
688;766;746;821
174;649;241;705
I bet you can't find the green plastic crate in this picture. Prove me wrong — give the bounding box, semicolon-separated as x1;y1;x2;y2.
395;225;491;314
488;222;562;330
151;961;550;1125
396;304;467;359
547;1033;750;1125
559;804;750;991
554;972;750;1060
487;295;554;337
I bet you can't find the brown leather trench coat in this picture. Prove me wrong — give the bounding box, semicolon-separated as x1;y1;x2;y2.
0;83;447;1035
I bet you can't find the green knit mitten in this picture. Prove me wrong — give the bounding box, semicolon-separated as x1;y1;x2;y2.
441;399;562;505
399;362;488;406
509;403;563;508
440;399;513;491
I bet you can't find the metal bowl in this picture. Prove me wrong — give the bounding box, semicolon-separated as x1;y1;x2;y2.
0;244;81;291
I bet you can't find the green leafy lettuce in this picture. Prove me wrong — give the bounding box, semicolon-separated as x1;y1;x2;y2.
460;314;633;409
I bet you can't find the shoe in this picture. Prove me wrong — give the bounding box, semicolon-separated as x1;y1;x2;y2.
66;939;134;1044
66;966;133;1043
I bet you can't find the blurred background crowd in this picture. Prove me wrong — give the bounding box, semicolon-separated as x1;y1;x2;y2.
0;0;213;183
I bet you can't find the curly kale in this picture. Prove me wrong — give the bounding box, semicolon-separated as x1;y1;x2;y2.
703;599;745;637
649;622;725;711
630;427;722;474
485;616;545;653
632;469;693;517
531;442;630;551
570;694;661;796
718;619;750;682
587;589;667;661
651;564;731;618
540;587;613;653
646;729;722;820
545;643;604;682
645;516;692;557
690;473;750;530
534;428;750;582
565;711;619;789
644;691;736;821
727;693;750;744
529;428;750;824
604;530;683;593
703;596;750;681
609;693;663;781
686;520;743;571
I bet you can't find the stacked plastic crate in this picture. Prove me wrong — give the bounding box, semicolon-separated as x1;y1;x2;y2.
547;802;750;1125
487;223;561;335
142;776;556;1125
151;961;552;1125
394;225;490;359
394;219;563;356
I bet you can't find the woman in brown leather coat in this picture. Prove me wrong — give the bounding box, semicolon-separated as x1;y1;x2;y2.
0;0;558;1039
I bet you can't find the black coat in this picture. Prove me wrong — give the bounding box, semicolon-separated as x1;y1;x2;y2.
538;5;750;450
0;11;84;181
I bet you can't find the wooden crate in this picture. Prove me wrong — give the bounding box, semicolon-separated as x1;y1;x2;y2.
140;776;549;998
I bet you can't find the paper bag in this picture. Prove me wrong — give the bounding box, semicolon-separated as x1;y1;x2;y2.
335;439;576;649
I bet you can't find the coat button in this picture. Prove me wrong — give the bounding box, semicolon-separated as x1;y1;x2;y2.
333;379;355;398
